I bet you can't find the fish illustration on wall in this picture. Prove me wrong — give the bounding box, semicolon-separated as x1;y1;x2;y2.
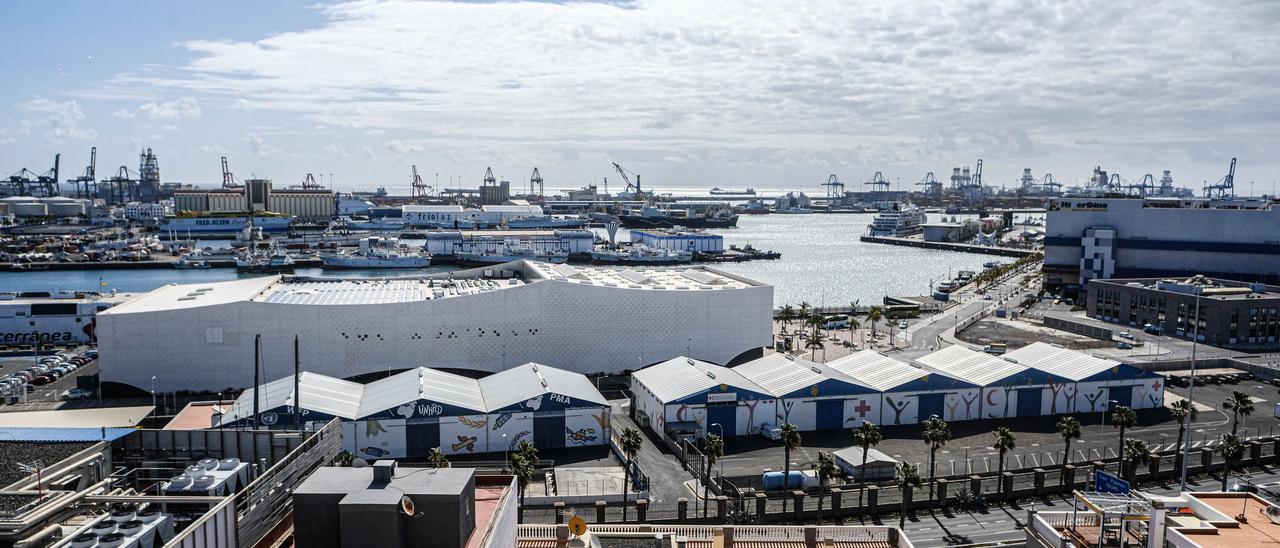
451;435;477;452
360;446;389;458
566;427;598;445
457;416;487;429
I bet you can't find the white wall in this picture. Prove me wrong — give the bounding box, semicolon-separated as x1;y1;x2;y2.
879;393;919;426
100;278;772;392
843;395;882;428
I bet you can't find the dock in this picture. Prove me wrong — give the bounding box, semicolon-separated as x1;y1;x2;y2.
859;235;1037;257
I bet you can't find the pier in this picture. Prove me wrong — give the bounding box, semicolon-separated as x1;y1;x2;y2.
859;235;1037;257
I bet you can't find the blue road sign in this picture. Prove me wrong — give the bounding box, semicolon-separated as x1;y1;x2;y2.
1095;469;1130;495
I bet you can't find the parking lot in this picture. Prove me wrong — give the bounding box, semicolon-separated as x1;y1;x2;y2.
0;348;100;409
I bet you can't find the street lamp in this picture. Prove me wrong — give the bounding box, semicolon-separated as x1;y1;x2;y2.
1179;294;1203;492
709;422;726;485
150;376;157;412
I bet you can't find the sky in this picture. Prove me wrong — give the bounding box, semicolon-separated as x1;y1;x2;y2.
2;0;1279;196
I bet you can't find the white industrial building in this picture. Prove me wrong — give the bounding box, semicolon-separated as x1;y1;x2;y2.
218;362;609;460
824;351;979;426
97;261;772;392
912;345;1041;419
630;357;774;438
630;230;724;253
1004;342;1164;413
732;354;880;431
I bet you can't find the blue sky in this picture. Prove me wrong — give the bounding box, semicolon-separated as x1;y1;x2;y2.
2;0;1279;195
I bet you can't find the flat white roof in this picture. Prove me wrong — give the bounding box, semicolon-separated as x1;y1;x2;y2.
0;406;154;428
913;345;1027;386
101;276;279;314
632;356;769;403
733;354;872;397
257;277;524;305
826;351;936;391
1003;342;1123;381
527;262;756;291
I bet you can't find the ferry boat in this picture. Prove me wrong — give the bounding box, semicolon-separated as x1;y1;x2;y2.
590;245;693;266
455;244;568;266
336;194;374;216
709;187;755;196
618;205;738;229
868;205;927;237
320;237;431;269
173;256;211;269
159;212;291;234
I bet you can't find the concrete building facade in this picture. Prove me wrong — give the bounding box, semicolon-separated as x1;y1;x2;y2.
1087;276;1280;350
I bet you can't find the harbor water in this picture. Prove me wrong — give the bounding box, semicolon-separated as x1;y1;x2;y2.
0;214;996;306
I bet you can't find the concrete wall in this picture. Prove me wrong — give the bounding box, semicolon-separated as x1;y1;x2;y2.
98;279;773;392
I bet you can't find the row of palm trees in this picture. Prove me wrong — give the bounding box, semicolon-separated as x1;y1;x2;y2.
777;302;889;355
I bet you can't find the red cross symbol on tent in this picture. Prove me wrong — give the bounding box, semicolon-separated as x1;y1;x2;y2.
1152;380;1162;391
854;399;872;417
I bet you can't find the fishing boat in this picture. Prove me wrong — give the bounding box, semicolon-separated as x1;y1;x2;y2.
590;245;693;266
320;237;431;269
455;243;568;266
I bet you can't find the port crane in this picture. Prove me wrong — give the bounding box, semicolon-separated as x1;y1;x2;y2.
822;174;845;197
1203;157;1236;198
67;148;97;199
221;157;242;189
410;165;432;198
611;162;643;196
529;167;544;198
917;172;942;197
865;171;891;203
297;173;324;190
1041;173;1062;194
101;166;138;204
4;156;61;197
3;168;39;197
482;167;497;187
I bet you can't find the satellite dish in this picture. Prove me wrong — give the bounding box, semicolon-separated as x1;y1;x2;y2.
568;515;588;536
400;495;416;517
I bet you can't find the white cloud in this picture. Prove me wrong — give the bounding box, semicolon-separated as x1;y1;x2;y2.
20;98;97;143
96;0;1280;184
244;132;283;156
133;97;202;120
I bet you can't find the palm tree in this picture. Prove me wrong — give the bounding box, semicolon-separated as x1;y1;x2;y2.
702;433;723;518
921;416;950;499
1056;416;1082;466
619;427;643;522
992;427;1016;496
1170;399;1195;471
1223;390;1254;436
510;453;533;513
851;421;883;507
867;306;883;340
780;423;802;511
798;301;811;324
1111;406;1137;464
896;462;923;528
804;330;827;358
1218;433;1246;491
517;440;539;467
428;447;449;468
778;304;796;332
814;451;839;523
1122;439;1151;484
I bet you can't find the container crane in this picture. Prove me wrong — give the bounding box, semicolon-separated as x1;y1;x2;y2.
67;147;97;199
101;166;138;204
611;162;643;196
299;173;323;190
865;172;890;203
917;172;942;197
1203;157;1236;198
221;156;241;189
529;167;544;198
822;174;845;197
410;165;432;198
3;168;39;197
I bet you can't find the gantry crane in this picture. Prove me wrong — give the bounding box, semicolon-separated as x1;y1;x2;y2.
529;167;544;198
101;166;138;204
67;148;97;199
1203;157;1237;198
221;156;241;189
298;173;323;190
917;172;942;197
822;174;845;197
411;165;432;198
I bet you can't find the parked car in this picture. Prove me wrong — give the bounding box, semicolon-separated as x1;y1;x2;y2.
898;320;908;329
60;388;93;400
1118;331;1133;339
1118;342;1133;350
759;424;782;440
30;375;55;385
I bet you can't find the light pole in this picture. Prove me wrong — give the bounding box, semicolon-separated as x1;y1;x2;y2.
150;376;157;412
710;422;725;485
1179;294;1202;492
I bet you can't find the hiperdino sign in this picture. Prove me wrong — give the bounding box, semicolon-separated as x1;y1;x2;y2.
1049;200;1109;211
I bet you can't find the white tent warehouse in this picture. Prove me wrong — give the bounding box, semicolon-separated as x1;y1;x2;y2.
824;351;980;426
912;345;1044;420
732;354;881;431
218;362;609;461
630;357;775;438
1003;342;1165;413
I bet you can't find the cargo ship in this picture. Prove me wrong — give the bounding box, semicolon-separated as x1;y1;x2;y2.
159;212;291;234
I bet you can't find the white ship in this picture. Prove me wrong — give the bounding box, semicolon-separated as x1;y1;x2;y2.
159;213;291;234
868;204;927;237
337;194;375;216
505;215;589;229
590;245;693;265
320;237;431;269
455;243;568;266
236;240;295;273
